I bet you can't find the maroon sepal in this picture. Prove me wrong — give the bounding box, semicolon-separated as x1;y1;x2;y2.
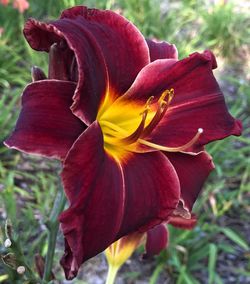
143;224;169;259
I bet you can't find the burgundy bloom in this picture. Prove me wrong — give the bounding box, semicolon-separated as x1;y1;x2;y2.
5;6;242;280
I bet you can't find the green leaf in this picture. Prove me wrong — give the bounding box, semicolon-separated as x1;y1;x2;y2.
0;275;9;282
220;228;249;250
208;243;217;284
149;263;164;284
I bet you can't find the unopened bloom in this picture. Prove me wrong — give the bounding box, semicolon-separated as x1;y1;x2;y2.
105;232;144;279
4;238;12;248
17;266;26;274
5;6;242;280
105;219;196;281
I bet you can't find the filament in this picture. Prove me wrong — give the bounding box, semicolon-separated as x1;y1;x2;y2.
139;128;203;152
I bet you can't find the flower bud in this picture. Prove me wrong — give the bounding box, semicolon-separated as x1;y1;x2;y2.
105;232;144;282
4;238;11;248
1;253;17;269
31;66;47;81
17;266;26;274
5;219;13;239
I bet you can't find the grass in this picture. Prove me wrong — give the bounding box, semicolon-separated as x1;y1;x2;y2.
0;0;249;283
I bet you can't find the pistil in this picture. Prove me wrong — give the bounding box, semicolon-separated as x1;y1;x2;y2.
138;128;203;152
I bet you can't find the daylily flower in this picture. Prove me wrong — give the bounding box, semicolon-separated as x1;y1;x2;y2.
0;0;9;6
4;6;242;280
13;0;29;13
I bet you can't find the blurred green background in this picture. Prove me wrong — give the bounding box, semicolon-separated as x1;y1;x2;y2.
0;0;249;283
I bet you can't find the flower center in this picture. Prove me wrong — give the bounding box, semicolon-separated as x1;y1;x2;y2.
97;89;203;160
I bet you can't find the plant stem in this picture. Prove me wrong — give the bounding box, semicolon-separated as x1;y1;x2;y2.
105;265;119;284
43;183;67;282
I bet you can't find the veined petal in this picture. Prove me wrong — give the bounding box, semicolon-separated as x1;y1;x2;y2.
4;80;84;160
116;151;180;238
24;6;150;124
59;122;125;279
124;50;242;152
146;39;178;61
166;151;214;213
59;122;180;279
143;224;169;259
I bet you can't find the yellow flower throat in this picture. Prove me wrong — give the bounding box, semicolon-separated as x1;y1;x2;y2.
97;88;203;160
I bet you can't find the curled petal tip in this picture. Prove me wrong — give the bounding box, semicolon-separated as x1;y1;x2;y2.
168;214;197;230
204;50;217;69
235;119;243;135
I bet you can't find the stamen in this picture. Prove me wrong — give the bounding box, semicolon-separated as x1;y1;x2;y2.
159;88;174;103
146;96;155;109
139;128;203;152
141;102;165;138
119;109;149;145
141;89;174;138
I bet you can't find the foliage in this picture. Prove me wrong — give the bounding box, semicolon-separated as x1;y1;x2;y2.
0;0;249;283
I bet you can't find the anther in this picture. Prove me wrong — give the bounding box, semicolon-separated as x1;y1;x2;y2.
141;98;170;139
141;96;154;115
146;96;154;108
167;88;174;103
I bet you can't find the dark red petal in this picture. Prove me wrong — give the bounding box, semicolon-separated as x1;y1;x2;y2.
168;214;197;230
166;151;214;212
59;121;124;279
125;50;242;152
116;151;180;239
4;80;84;160
143;224;169;259
59;122;180;279
124;58;177;101
24;7;150;124
146;39;178;61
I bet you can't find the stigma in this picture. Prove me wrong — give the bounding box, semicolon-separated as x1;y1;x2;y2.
98;88;203;158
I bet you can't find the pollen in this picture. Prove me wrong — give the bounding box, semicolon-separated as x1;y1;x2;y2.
98;88;203;159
